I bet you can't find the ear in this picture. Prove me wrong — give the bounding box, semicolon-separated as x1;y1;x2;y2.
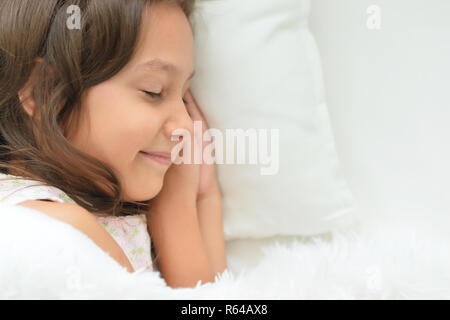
17;57;44;118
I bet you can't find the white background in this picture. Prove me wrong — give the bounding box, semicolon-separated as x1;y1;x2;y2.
310;0;450;220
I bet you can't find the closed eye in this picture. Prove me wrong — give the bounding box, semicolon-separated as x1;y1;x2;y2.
144;91;161;99
144;91;188;106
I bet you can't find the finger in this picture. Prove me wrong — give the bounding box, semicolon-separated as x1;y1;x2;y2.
184;90;201;119
184;89;210;131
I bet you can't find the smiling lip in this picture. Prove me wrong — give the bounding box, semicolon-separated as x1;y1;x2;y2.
140;151;171;166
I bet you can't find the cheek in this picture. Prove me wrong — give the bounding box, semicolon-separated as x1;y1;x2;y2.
76;83;163;171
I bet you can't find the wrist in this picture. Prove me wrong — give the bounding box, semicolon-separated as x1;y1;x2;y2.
197;184;222;203
196;191;222;219
197;192;222;204
149;189;197;218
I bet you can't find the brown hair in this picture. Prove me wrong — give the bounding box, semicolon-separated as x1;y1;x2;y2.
0;0;196;216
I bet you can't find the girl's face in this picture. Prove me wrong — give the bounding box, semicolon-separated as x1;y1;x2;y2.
66;3;195;202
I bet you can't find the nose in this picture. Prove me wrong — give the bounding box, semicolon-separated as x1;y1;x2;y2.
163;99;194;144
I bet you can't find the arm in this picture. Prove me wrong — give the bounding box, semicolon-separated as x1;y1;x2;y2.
145;144;216;289
146;192;215;288
197;192;227;278
183;89;228;278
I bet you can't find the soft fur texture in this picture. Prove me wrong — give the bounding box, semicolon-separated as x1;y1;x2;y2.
1;203;449;299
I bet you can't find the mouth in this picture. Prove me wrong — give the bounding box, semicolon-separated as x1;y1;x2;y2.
139;151;171;166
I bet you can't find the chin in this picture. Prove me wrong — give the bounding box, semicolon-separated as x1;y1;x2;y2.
121;177;164;202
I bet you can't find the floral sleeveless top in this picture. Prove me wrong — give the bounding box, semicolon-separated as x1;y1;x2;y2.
0;173;154;273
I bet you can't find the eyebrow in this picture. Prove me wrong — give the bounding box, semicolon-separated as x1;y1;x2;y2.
135;58;195;80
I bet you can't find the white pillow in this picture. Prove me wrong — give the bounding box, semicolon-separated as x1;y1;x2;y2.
189;0;357;241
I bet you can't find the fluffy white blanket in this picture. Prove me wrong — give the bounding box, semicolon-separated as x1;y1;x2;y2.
1;203;449;299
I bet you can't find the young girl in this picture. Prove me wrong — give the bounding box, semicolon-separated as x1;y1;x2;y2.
0;0;226;289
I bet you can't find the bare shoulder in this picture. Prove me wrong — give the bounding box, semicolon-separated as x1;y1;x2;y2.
17;200;134;273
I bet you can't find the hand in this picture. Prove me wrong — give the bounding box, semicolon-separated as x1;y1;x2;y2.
183;89;222;202
149;94;200;205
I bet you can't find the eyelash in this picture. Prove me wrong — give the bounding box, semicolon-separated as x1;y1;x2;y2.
144;91;188;105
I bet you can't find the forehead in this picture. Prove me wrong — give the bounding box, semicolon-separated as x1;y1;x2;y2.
130;3;194;73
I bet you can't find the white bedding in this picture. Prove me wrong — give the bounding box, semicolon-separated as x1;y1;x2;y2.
1;203;449;299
